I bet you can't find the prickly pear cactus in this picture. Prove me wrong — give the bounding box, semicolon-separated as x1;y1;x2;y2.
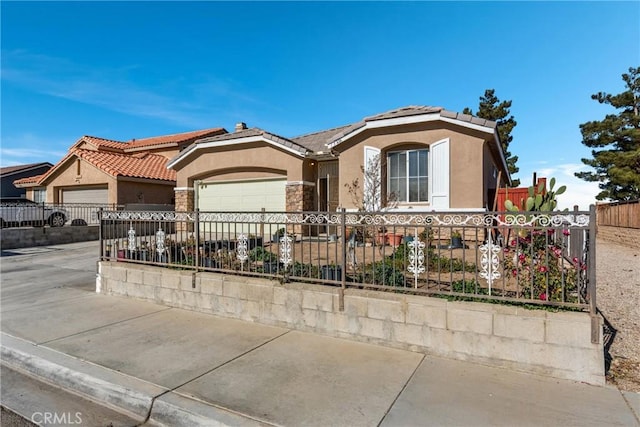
505;177;566;212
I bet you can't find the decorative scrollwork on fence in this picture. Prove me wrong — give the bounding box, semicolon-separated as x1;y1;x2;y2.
407;237;426;289
279;233;293;268
127;226;137;251
101;210;590;229
155;228;166;255
236;234;249;263
102;211;196;221
500;213;589;228
479;235;501;294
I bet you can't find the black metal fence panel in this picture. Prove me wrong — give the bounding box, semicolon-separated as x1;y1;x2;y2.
99;208;595;311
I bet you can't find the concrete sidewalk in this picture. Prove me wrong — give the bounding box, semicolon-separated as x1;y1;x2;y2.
1;241;639;426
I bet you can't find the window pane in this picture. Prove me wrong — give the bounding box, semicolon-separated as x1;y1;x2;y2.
389;178;397;199
409;177;419;202
419;177;428;201
419;150;428;177
398;153;406;177
397;177;407;201
409;151;418;177
389;153;398;178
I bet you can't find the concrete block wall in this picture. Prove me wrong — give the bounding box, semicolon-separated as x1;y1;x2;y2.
0;226;99;249
98;262;605;385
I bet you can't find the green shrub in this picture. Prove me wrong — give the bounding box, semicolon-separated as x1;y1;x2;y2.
358;260;406;287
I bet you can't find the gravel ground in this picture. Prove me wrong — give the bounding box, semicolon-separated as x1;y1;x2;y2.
596;238;640;392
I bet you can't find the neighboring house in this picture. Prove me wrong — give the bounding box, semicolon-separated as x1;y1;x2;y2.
168;106;511;215
14;128;226;205
1;162;53;199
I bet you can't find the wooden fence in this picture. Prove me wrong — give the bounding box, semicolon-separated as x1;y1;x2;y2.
596;200;640;229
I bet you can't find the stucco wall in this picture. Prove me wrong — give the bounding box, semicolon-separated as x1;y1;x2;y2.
335;122;489;210
45;157;116;203
174;142;305;187
98;262;605;386
116;180;175;205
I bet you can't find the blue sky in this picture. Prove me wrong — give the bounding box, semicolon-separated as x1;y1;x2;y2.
1;1;638;209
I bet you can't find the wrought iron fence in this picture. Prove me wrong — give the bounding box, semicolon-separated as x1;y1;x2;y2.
0;202;122;228
99;207;596;313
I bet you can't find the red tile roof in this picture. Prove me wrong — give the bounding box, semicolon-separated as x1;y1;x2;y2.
15;127;225;187
75;149;176;181
14;174;45;186
126;127;226;150
80;135;128;151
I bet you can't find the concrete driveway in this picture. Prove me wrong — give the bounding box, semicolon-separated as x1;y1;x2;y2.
1;241;638;426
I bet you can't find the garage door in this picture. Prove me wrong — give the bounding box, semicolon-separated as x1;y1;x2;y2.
198;178;286;212
61;187;109;204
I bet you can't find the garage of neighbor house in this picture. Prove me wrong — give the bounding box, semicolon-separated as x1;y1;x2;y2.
60;186;109;204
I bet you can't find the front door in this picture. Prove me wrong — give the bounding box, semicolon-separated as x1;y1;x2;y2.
318;161;339;235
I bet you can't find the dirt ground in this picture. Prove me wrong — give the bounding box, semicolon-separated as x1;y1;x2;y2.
596;239;640;392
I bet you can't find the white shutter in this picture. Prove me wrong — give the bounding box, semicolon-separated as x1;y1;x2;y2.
430;139;449;209
363;146;381;211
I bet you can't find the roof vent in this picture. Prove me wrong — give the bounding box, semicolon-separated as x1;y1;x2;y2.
235;122;247;132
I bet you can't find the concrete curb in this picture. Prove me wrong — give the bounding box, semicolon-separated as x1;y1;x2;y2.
0;333;163;421
0;333;275;426
148;392;275;427
622;391;640;422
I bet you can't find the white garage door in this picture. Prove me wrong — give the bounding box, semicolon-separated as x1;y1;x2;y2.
61;187;109;204
198;178;286;212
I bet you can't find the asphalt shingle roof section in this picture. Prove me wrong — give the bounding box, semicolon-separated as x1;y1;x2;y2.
195;127;310;156
364;105;444;121
291;124;353;153
0;163;52;176
323;106;498;148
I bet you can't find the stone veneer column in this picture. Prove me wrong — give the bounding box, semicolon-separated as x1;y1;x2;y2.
286;182;316;235
174;188;194;232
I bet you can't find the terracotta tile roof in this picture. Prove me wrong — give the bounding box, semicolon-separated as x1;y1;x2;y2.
14;174;45;186
80;135;128;151
126;127;226;150
75;149;175;181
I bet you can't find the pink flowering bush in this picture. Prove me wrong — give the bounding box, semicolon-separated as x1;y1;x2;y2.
502;227;579;303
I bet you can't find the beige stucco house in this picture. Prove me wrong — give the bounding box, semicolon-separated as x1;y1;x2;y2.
168;106;511;214
15;128;226;205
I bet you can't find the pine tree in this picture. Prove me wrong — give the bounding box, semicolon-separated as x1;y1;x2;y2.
464;90;520;187
575;67;640;201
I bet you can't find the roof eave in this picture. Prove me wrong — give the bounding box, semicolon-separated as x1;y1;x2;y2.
167;135;308;170
13;180;39;188
326;112;498;149
492;130;512;186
